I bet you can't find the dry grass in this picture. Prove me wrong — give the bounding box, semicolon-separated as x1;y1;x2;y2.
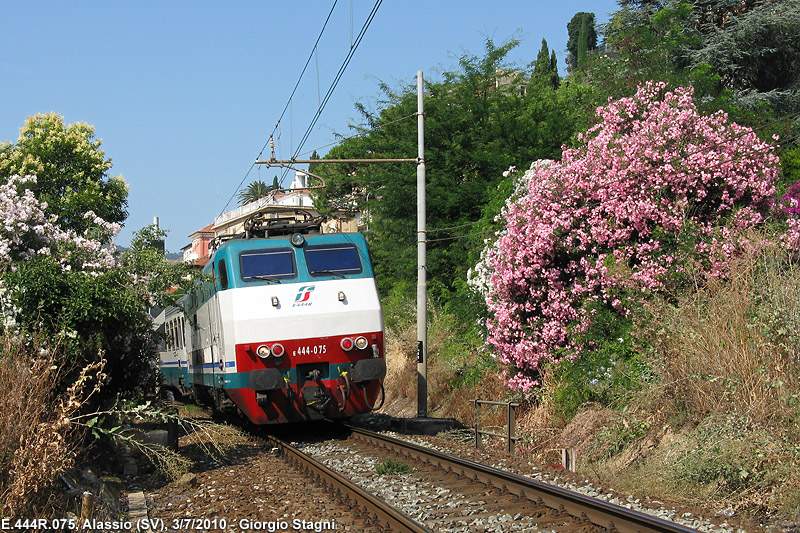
0;337;105;517
644;246;800;426
382;303;509;423
384;321;418;403
589;245;800;520
0;331;251;518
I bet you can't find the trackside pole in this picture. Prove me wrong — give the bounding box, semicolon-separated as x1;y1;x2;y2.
416;70;427;418
252;71;428;417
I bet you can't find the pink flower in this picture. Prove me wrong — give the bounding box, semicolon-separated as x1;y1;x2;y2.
478;82;782;393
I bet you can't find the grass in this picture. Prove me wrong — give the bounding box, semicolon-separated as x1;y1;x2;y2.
0;336;102;517
572;246;800;520
375;458;413;475
381;241;800;523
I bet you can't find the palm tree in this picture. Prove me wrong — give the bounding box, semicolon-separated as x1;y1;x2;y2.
237;180;271;205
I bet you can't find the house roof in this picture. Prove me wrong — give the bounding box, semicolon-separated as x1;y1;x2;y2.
189;223;215;238
193;256;210;268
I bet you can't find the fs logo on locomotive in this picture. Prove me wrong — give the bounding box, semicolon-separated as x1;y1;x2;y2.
293;285;315;307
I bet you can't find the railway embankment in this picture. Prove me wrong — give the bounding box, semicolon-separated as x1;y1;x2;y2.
108;411;764;532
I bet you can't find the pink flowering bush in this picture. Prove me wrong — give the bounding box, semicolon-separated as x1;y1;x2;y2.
481;82;781;392
781;180;800;216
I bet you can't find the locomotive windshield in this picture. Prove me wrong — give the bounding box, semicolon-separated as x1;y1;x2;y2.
305;244;362;276
240;249;296;281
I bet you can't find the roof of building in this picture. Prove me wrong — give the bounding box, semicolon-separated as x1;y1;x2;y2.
189;223;215;238
192;256;210;268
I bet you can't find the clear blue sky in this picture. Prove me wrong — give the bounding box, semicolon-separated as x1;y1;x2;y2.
1;1;619;252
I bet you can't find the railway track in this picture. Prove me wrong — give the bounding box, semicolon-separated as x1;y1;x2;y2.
263;423;704;532
263;430;426;532
345;425;703;532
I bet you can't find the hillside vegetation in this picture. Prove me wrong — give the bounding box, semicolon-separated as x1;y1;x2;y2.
317;0;800;522
1;0;799;525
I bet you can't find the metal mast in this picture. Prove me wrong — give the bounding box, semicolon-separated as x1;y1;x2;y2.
254;71;429;418
416;71;427;418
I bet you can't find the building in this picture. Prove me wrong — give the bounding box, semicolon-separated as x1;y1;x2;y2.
181;170;362;264
181;223;214;267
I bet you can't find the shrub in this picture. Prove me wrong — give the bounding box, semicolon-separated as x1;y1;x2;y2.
668;415;800;516
375;459;413;475
476;82;781;392
590;415;652;461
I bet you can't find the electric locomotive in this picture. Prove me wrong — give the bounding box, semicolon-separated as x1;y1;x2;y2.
158;212;385;424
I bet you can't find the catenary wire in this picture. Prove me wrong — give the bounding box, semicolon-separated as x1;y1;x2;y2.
292;0;383;160
219;0;339;216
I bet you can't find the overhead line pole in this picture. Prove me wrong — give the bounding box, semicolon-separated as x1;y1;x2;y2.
255;71;428;420
416;71;427;419
255;158;416;164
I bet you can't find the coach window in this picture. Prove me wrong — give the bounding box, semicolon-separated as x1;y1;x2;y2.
305;244;362;277
218;259;229;290
240;248;296;281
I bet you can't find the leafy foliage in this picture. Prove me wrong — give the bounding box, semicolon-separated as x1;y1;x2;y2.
531;39;559;89
118;224;196;308
237;179;273;205
478;82;781;392
0;116;193;402
693;0;800;115
0;112;128;234
544;309;650;421
314;39;600;303
566;12;598;72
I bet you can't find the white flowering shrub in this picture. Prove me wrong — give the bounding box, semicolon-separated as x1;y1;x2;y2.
0;175;175;400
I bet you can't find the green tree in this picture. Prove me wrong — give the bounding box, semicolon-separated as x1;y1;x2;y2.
584;1;799;142
118;224;196;308
0;112;128;234
237;180;271;204
531;39;559;88
5;223;195;401
692;0;800;115
315;39;599;313
566;12;597;72
579;3;723;107
0;115;194;402
308;150;321;174
271;176;280;190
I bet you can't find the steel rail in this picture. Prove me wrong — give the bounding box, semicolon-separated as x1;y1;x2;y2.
347;425;702;533
262;433;430;533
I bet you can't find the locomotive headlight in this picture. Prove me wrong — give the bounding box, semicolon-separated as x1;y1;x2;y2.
290;233;305;247
271;296;280;307
256;345;271;358
340;338;354;351
338;291;346;301
355;336;369;350
271;343;285;357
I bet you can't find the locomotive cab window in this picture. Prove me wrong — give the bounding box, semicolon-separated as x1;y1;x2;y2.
305;244;362;276
218;259;229;290
240;248;296;281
